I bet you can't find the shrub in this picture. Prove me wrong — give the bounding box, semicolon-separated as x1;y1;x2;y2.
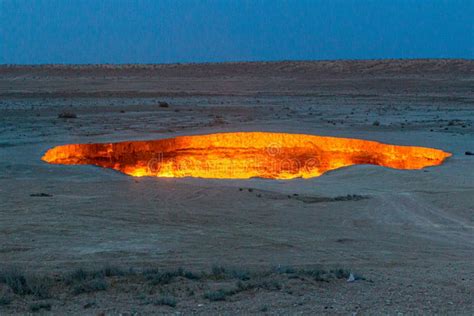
64;266;130;285
204;289;228;301
73;279;108;295
29;302;51;312
64;268;89;285
0;269;51;298
102;265;129;277
330;268;351;279
301;269;329;282
183;271;201;280
230;269;251;281
210;265;226;279
144;268;185;285
0;294;12;306
154;295;177;307
236;279;281;292
209;266;251;280
58;112;77;119
25;276;52;299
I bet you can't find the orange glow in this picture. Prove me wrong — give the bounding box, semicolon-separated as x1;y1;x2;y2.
42;132;451;179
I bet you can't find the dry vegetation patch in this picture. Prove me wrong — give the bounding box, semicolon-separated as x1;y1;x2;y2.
0;265;365;312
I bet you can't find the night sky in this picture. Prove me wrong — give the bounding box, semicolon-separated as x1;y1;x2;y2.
1;0;472;64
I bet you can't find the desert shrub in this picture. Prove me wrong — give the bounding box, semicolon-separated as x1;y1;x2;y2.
154;295;177;307
204;289;228;301
209;266;252;280
333;194;367;201
83;301;97;309
73;279;108;295
30;193;53;197
0;269;29;295
236;279;281;292
230;269;251;281
64;265;131;285
256;279;281;291
144;268;185;285
210;265;226;279
294;268;354;281
148;273;174;285
64;268;90;285
0;269;51;298
101;265;130;277
58;112;77;119
183;271;201;280
29;302;51;312
25;276;52;299
300;268;329;281
0;294;12;306
204;278;282;303
330;268;351;279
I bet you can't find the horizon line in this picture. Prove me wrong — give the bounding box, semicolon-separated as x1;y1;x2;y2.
1;58;472;67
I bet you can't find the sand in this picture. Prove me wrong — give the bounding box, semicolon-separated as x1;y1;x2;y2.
0;60;473;314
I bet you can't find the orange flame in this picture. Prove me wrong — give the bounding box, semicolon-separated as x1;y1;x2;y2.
42;132;451;179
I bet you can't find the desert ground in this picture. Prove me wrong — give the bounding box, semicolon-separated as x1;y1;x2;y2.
0;60;473;314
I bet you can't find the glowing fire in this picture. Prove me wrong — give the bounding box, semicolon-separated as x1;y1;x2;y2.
42;132;451;179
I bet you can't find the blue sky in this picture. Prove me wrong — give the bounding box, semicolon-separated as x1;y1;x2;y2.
1;0;472;64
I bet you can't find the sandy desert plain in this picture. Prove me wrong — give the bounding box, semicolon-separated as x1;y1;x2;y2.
0;60;473;314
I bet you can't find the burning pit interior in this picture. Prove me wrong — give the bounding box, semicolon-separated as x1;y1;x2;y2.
42;132;451;179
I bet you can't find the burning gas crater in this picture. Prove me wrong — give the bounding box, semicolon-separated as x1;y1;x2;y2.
42;132;451;180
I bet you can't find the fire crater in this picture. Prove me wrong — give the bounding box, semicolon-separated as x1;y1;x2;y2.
42;132;451;179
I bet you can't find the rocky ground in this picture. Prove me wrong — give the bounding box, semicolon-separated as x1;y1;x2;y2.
0;60;473;314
